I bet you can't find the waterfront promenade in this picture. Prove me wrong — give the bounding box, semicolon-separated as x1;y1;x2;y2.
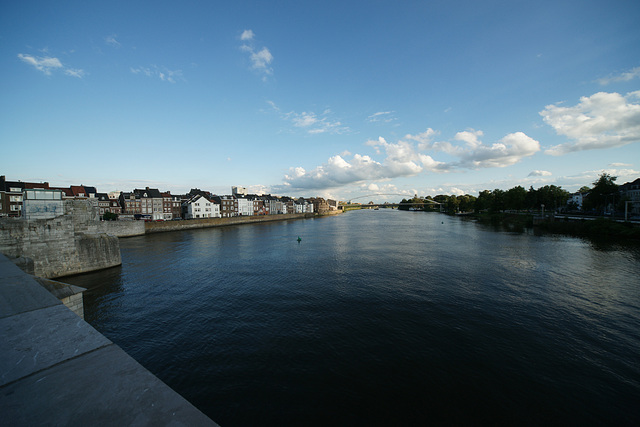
0;254;218;426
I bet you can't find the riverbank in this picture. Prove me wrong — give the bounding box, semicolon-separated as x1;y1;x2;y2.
467;212;640;240
144;212;319;234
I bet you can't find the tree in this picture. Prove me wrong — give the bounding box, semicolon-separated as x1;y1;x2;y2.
491;189;505;212
536;185;570;212
505;186;527;211
445;195;460;213
102;211;118;221
475;190;493;212
584;173;618;214
457;195;476;213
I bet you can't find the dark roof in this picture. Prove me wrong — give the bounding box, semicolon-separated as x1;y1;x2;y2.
1;176;48;192
133;188;163;199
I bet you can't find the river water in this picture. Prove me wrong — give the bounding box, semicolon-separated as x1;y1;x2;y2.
65;209;640;426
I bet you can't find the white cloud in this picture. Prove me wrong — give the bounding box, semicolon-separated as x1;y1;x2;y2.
367;111;397;123
528;170;552;177
454;129;483;148
240;29;254;41
541;91;640;155
18;54;63;75
131;65;183;83
18;53;85;78
271;102;350;135
458;132;540;168
609;162;632;167
240;30;273;78
415;129;540;169
405;128;438;151
597;66;640;85
105;34;121;48
64;68;85;78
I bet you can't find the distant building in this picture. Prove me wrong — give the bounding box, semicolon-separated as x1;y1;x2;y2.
232;186;247;196
0;175;50;217
119;192;142;216
133;187;164;220
184;194;219;219
213;195;237;218
310;197;329;214
568;191;588;211
620;178;640;216
235;194;253;216
22;189;64;220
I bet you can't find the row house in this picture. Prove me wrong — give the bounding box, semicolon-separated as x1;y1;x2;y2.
161;192;174;220
96;193;122;217
235;195;253;216
249;195;267;215
0;175;50;217
170;194;183;219
183;194;220;219
296;197;314;213
214;195;238;218
133;187;165;221
119;192;142;216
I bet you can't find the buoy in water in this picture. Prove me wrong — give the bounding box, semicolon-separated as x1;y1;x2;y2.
297;236;302;243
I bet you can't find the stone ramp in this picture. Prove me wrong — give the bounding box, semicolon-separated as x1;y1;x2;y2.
0;254;219;426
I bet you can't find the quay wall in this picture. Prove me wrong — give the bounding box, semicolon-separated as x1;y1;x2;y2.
0;200;122;278
144;212;319;233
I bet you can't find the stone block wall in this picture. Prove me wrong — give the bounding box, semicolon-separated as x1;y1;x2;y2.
0;200;122;278
60;293;84;318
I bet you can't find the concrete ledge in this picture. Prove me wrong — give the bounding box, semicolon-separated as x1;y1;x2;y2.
0;254;218;426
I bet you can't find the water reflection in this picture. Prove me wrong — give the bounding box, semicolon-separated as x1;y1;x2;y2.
63;210;640;426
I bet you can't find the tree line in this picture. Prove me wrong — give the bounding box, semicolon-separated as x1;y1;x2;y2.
398;173;622;215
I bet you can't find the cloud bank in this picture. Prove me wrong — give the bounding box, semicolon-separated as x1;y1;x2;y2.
281;129;540;191
541;91;640;155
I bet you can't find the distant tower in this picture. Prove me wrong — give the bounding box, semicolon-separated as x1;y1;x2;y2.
232;186;247;196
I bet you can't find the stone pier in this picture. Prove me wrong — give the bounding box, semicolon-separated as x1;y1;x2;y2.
0;253;218;426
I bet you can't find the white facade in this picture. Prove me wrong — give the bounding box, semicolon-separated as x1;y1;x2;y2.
185;195;220;219
569;192;587;211
236;196;253;216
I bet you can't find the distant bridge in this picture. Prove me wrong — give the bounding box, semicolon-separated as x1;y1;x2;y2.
339;194;442;210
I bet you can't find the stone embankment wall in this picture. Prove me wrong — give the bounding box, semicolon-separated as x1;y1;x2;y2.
0;200;124;278
144;212;318;233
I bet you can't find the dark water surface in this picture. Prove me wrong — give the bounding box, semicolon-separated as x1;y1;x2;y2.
65;210;640;426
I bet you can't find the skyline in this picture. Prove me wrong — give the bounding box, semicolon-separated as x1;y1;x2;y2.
1;1;639;202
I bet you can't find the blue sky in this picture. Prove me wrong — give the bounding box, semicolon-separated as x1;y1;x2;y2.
2;0;639;202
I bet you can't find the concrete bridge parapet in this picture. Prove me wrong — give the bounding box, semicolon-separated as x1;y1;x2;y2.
0;253;218;426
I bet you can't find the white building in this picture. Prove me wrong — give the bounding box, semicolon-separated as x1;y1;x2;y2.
568;192;588;211
235;195;253;216
184;195;220;219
